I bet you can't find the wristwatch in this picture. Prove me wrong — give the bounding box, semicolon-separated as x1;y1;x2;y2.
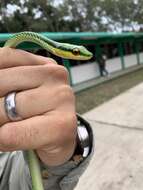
72;114;93;162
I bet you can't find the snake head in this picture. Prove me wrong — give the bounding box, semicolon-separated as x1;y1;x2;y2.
71;46;93;60
55;43;93;60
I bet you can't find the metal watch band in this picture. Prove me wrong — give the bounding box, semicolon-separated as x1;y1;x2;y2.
77;114;93;158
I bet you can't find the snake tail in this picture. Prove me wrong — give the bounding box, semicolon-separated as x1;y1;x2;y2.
26;150;44;190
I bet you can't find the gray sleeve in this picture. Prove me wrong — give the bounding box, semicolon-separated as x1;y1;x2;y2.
41;149;93;190
0;126;93;190
0;151;32;190
0;148;93;190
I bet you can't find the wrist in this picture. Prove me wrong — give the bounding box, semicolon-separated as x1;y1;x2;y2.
37;114;92;166
36;138;77;166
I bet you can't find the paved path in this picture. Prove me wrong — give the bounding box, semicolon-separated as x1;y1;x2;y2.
75;82;143;190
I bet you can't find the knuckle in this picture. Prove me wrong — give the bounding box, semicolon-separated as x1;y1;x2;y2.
55;65;69;82
65;113;77;137
37;65;69;84
48;65;69;82
58;85;75;101
55;113;77;144
67;113;77;134
46;58;57;64
0;47;12;65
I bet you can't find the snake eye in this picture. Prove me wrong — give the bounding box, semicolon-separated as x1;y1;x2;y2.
72;48;80;56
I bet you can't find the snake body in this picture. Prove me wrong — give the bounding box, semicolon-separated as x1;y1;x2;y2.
4;31;93;190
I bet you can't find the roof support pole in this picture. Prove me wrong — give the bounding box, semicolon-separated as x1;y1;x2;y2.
62;59;73;86
118;43;125;70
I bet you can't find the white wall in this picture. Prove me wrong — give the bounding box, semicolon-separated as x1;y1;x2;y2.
71;62;100;85
124;54;137;68
71;54;139;85
106;57;122;73
139;52;143;63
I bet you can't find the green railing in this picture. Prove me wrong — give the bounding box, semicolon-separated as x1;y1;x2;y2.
1;32;143;86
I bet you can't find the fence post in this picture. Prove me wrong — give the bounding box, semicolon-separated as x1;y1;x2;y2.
135;42;140;65
118;43;125;70
62;59;73;86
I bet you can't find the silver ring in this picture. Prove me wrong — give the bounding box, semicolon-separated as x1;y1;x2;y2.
4;92;21;121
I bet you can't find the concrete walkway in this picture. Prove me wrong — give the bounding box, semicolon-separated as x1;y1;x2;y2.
75;82;143;190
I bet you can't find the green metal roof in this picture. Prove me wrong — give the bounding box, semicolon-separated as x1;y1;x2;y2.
0;32;143;41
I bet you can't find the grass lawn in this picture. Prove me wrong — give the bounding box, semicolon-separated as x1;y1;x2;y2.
75;68;143;114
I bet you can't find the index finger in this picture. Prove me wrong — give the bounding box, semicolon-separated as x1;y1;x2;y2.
0;112;76;151
0;47;57;69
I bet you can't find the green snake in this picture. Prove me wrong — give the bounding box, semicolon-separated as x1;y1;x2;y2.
4;31;93;190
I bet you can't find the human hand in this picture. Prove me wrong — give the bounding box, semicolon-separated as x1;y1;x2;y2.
0;47;77;166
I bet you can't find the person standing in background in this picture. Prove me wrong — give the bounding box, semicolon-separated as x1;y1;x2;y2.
97;54;109;77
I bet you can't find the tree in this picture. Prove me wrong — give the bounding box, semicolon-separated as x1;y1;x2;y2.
0;0;143;33
99;0;143;32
